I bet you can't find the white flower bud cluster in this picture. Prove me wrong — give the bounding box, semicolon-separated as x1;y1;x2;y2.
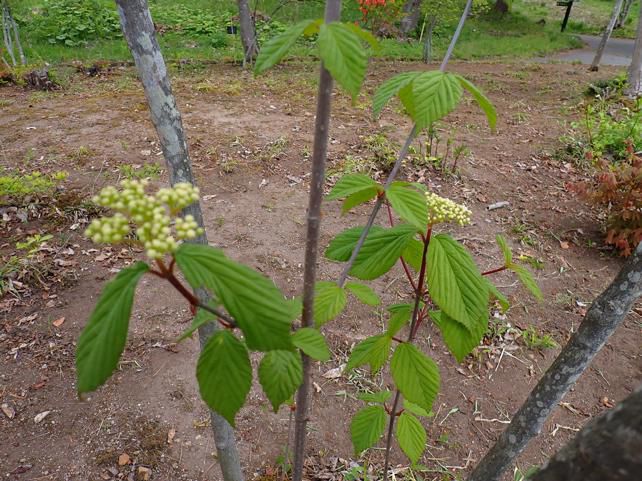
85;179;203;260
425;191;472;226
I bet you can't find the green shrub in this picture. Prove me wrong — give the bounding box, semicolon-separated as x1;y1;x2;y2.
0;170;68;205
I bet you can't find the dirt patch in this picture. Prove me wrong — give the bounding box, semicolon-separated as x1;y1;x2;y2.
1;61;640;481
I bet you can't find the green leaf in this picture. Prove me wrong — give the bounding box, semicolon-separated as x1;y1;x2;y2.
318;22;367;100
197;330;252;426
427;234;489;331
408;71;463;130
386;182;428;230
456;75;497;131
390;343;440;413
350;405;386;455
176;306;215;343
258;350;303;412
495;234;513;265
396;412;427;464
345;282;380;306
327;174;380;200
373;71;420;118
255;19;318;74
430;310;486;363
403;399;433;418
76;262;148;393
357;390;392;404
344;23;380;50
292;327;331;361
346;334;391;373
314;281;347;327
510;264;543;301
350;225;419;280
485;279;510;312
402;238;424;272
386;303;413;337
325;226;384;262
342;187;379;213
175;244;293;351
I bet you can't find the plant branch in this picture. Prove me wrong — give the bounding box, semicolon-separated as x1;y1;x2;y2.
382;389;402;479
440;0;472;72
292;2;342;481
482;266;507;276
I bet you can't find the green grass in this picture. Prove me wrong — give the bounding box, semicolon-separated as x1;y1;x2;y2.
9;0;589;66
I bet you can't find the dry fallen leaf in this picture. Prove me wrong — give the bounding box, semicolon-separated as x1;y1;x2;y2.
1;403;15;419
167;428;176;445
601;396;614;408
52;317;65;327
34;410;51;423
137;466;152;481
322;364;345;379
559;241;570;249
118;453;131;466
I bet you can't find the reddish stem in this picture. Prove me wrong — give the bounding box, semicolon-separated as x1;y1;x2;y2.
482;265;507;276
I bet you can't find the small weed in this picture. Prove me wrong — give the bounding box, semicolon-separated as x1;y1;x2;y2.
514;466;539;481
520;326;558;351
259;137;289;163
69;145;95;164
0;170;68;205
119;163;162;180
363;133;398;171
511;222;537;247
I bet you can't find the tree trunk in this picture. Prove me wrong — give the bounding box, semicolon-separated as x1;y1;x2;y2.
113;3;244;481
590;0;625;71
467;242;642;481
615;0;635;29
2;0;16;66
291;2;341;480
237;0;258;66
530;385;642;481
400;0;423;38
625;0;642;97
422;15;437;64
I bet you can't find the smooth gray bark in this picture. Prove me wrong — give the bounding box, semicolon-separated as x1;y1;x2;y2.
292;2;341;480
529;385;642;481
1;0;15;66
625;0;642;97
468;242;642;481
237;0;258;65
400;0;423;37
422;15;437;64
590;0;625;71
615;0;635;29
114;3;243;481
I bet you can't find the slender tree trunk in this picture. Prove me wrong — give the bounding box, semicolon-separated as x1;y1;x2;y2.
237;0;258;66
625;0;642;97
113;3;244;481
2;1;16;66
400;0;423;38
590;0;625;71
9;8;25;65
615;0;635;29
467;242;642;481
422;15;437;64
292;1;341;481
530;385;642;481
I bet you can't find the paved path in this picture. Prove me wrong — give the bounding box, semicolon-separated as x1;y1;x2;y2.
551;34;635;66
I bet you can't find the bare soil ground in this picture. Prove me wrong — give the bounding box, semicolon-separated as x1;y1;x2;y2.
1;60;640;481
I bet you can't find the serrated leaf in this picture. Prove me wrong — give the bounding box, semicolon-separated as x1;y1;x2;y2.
397;412;427;464
357;390;392;404
344;23;380;50
314;281;347;327
387;303;413;336
197;330;251;426
510;264;543;301
76;262;148;393
485;279;510;312
403;399;433;418
386;182;428;230
495;234;513;265
349;224;419;280
346;334;391;373
258;350;303;412
427;234;489;331
176;306;215;343
345;282;380;306
350;405;386;455
318;22;367;100
342;187;379;213
409;71;463;130
292;327;331;361
325;225;384;261
402;238;424;272
373;71;420;118
327;174;380;200
390;343;440;412
175;244;293;351
430;310;486;363
456;75;497;131
255;19;318;74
